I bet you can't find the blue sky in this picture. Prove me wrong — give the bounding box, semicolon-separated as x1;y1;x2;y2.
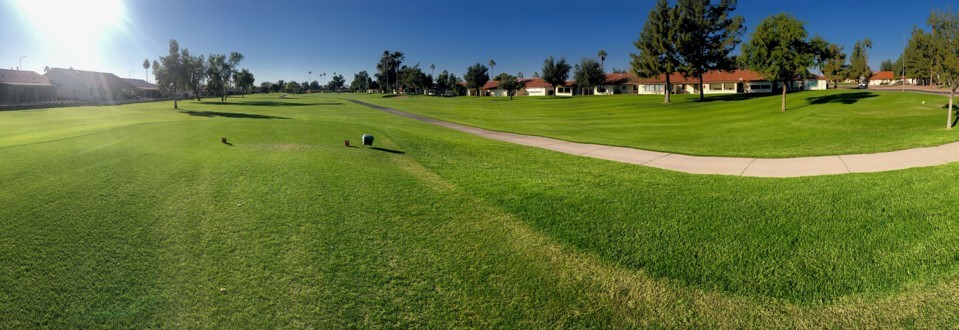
0;0;949;84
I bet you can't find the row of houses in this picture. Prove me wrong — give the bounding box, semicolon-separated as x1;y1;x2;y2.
471;70;829;97
0;68;161;105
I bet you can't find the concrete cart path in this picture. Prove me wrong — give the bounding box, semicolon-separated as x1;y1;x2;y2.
346;99;959;177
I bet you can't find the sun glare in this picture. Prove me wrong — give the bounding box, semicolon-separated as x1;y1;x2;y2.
12;0;127;67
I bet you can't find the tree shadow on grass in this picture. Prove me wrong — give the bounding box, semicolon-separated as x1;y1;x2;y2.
805;92;877;105
179;110;290;119
689;92;773;103
370;147;405;154
196;101;337;107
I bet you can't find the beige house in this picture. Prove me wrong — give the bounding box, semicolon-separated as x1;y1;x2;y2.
869;71;896;86
595;73;640;95
635;70;827;95
44;68;138;101
0;69;56;105
122;78;163;98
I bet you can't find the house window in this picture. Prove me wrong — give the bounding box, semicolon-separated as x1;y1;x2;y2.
724;83;736;90
643;84;664;93
709;83;723;91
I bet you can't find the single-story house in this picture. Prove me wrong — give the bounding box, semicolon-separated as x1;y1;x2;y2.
595;73;640;95
122;78;163;98
482;78;563;97
44;68;138;101
636;70;826;95
520;78;554;96
554;81;576;97
869;71;896;85
0;69;56;105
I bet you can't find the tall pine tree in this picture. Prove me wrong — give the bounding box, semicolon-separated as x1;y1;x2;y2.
848;39;873;85
631;0;682;103
676;0;745;101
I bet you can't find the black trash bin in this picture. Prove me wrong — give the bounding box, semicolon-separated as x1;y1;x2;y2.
362;134;374;146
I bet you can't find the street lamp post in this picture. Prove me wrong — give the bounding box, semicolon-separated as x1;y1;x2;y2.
19;56;27;71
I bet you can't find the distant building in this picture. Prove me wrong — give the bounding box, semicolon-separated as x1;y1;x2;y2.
467;69;827;98
519;79;554;96
0;69;56;105
636;70;827;95
44;68;138;101
123;78;162;98
869;71;896;85
595;73;640;95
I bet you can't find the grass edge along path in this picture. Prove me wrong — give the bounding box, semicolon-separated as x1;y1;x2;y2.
345;98;959;177
344;90;959;158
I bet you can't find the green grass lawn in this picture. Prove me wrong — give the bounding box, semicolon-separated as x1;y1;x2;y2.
1;94;958;327
343;90;959;157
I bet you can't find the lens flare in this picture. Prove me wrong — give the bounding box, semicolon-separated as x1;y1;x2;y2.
12;0;128;69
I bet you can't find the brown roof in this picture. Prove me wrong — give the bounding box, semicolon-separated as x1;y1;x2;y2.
632;70;793;84
0;69;53;86
603;73;640;84
123;78;159;90
870;71;896;80
485;78;561;90
521;78;552;88
44;68;137;90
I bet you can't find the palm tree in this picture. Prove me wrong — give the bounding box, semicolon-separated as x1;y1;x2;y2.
309;71;312;90
489;59;496;79
597;50;607;71
430;64;435;77
142;59;150;82
391;51;405;93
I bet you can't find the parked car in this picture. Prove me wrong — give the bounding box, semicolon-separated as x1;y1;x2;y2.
858;83;868;89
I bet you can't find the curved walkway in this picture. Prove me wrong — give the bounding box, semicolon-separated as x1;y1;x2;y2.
347;99;959;177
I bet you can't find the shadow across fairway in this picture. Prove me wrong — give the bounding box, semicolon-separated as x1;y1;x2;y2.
196;101;335;107
688;92;773;103
806;92;877;105
691;92;774;103
179;110;290;119
370;147;405;154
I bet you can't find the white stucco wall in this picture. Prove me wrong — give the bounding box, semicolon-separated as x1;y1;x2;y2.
525;87;549;96
554;86;574;96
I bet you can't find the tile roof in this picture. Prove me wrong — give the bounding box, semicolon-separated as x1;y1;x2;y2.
123;78;160;90
603;73;640;84
45;68;137;90
520;78;553;88
630;70;821;84
485;78;564;90
0;69;53;86
870;71;896;80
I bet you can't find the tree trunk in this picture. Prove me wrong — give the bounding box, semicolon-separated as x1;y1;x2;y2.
949;88;955;130
698;75;704;101
664;75;671;104
781;82;787;112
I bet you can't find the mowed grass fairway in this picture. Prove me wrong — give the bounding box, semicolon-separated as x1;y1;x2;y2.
1;93;959;327
356;90;959;157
